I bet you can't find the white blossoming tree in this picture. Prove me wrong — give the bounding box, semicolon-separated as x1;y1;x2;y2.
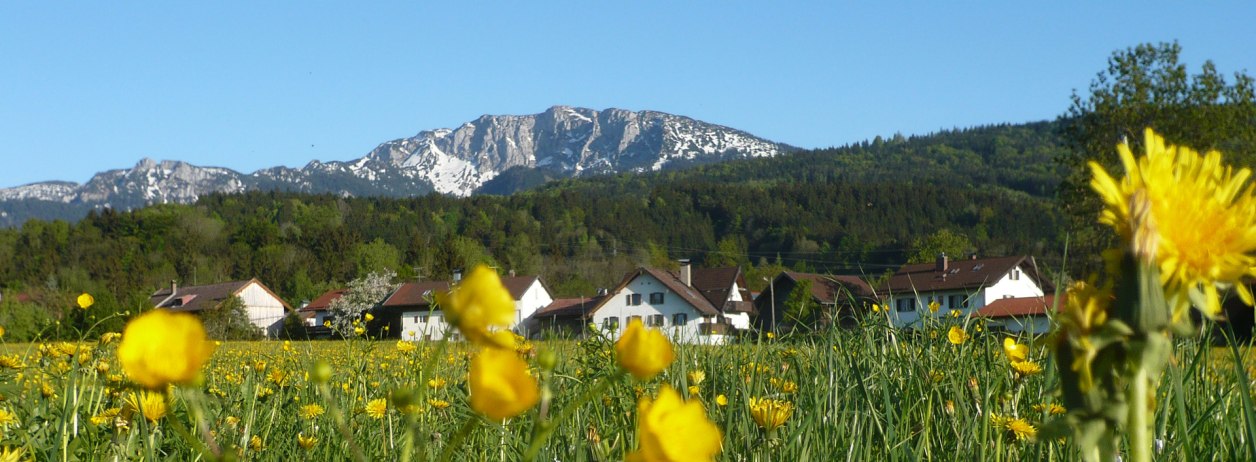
327;270;398;334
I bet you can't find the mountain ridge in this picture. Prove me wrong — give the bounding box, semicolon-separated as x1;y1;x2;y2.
0;106;786;225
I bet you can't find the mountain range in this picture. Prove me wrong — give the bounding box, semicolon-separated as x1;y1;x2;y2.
0;106;786;226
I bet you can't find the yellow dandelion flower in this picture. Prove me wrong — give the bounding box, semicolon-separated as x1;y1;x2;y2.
688;385;700;395
299;404;325;420
0;408;17;428
950;309;961;318
364;398;387;419
427;398;451;410
77;293;94;309
396;340;417;353
90;408;120;426
1005;418;1037;441
1011;360;1043;376
715;394;728;406
947;326;968;345
1090;127;1256;318
125;391;168;423
100;332;121;344
615;319;675;380
928;300;940;314
427;377;447;389
435;265;518;349
687;370;706;386
748;397;793;432
0;447;27;462
1057;279;1113;392
468;347;539;421
117;309;215;390
627;385;721;462
0;355;24;369
249;435;265;452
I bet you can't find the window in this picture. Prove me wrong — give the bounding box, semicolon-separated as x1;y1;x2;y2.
420;315;429;323
896;298;916;312
948;295;967;309
626;293;642;306
649;292;665;304
673;313;688;325
648;314;665;327
1011;269;1021;280
603;317;620;330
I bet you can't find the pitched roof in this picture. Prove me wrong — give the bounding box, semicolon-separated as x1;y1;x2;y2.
974;294;1062;319
300;289;347;313
535;297;604;318
381;281;451;308
881;256;1046;294
150;279;290;313
690;267;742;308
781;271;876;303
500;275;547;300
588;267;721;317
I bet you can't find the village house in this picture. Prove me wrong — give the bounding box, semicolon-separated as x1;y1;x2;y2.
531;295;604;338
149;279;291;338
972;294;1060;334
755;271;877;332
298;289;346;327
584;261;752;345
374;271;553;340
881;254;1052;329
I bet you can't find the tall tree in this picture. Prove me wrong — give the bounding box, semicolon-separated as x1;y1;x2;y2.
1057;42;1256;270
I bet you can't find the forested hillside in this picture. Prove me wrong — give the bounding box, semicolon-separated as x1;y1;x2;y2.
0;121;1069;339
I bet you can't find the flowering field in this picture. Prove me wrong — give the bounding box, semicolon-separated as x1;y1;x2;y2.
1;315;1255;461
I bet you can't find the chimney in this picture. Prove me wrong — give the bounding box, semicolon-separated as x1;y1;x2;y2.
678;259;692;287
453;269;462;283
936;253;948;273
597;288;608;296
171;280;178;296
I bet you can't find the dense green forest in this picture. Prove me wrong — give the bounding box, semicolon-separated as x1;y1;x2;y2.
0;121;1069;340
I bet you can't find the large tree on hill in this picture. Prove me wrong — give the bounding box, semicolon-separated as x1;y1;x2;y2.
1057;42;1256;272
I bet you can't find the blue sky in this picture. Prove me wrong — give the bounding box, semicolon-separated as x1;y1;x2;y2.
1;2;1253;188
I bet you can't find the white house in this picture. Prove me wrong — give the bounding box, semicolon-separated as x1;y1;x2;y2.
150;279;291;338
689;266;756;331
379;272;553;341
586;262;747;345
881;255;1051;329
297;289;346;327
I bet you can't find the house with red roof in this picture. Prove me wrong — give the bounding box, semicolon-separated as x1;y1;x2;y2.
583;261;752;344
881;254;1053;329
755;271;877;333
973;293;1061;334
297;289;347;328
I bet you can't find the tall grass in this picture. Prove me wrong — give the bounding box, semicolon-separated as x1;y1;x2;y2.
0;314;1252;460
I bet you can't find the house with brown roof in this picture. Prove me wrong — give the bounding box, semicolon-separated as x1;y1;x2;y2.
881;254;1052;329
973;294;1060;334
374;271;553;340
150;279;292;338
755;271;877;332
532;295;605;338
297;289;347;328
584;261;750;344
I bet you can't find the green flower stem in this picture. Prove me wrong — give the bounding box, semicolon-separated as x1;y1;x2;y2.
317;383;369;462
522;372;621;461
1127;366;1151;462
438;415;481;462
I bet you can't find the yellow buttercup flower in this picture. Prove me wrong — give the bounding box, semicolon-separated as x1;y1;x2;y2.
396;340;417;353
365;398;388;419
77;293;94;309
117;310;215;389
928;300;940;314
1090;127;1256;318
626;385;721;462
715;394;728;407
947;326;968;345
435;265;518;349
749;397;793;432
1002;337;1028;362
468;347;539;421
615;319;675;380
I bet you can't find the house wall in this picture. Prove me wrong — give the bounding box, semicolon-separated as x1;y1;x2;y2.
513;280;553;337
986;315;1052;335
590;273;720;344
239;282;288;338
724;281;751;330
400;310;452;341
888;264;1044;329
